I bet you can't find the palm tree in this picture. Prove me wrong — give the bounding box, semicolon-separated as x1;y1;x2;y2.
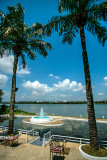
0;3;52;134
44;0;107;150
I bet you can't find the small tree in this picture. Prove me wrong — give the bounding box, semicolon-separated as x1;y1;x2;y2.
0;89;4;103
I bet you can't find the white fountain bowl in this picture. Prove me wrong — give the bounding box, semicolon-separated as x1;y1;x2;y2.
30;116;53;123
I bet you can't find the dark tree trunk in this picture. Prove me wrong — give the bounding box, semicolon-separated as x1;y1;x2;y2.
8;53;18;134
80;25;99;150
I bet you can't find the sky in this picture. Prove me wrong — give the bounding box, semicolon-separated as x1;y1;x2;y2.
0;0;107;102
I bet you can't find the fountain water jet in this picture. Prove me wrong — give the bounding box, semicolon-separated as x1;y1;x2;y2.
30;108;53;123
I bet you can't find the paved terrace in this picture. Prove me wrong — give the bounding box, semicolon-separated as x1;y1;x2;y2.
0;134;86;160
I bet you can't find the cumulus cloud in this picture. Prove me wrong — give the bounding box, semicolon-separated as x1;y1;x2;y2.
53;79;84;91
104;76;107;81
17;66;30;76
70;81;84;91
23;81;55;94
98;93;104;96
49;73;60;79
0;55;14;74
0;55;31;76
22;79;84;97
49;74;54;77
0;74;9;87
54;79;70;90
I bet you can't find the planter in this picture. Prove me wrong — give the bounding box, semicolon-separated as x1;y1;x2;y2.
79;144;107;160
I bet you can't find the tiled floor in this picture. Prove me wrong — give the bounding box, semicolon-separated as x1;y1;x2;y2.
0;134;86;160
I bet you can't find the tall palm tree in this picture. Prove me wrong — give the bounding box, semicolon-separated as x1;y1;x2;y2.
0;3;52;134
44;0;107;150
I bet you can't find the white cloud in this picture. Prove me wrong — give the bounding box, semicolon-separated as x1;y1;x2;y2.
0;55;14;74
60;94;72;97
103;76;107;87
53;79;84;92
83;89;86;93
49;74;54;77
23;81;55;94
49;73;60;79
98;93;104;96
72;83;84;92
22;79;84;99
104;76;107;81
0;55;31;76
54;79;70;90
0;74;9;87
17;66;30;76
55;76;60;79
104;83;107;86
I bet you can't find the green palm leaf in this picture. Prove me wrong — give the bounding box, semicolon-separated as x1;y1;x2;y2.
86;17;107;46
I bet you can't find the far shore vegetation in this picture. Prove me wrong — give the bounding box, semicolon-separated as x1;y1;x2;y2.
0;105;35;115
1;100;107;104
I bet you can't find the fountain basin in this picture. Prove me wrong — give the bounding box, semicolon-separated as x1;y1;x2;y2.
23;108;64;126
30;116;53;123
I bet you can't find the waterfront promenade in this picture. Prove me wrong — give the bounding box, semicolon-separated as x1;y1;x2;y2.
0;134;86;160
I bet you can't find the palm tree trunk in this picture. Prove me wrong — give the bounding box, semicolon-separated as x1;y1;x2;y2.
8;53;18;134
80;25;99;150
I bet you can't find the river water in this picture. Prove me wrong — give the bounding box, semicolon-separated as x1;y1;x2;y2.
0;104;107;140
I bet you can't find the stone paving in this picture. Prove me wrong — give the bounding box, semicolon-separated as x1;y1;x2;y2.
0;134;86;160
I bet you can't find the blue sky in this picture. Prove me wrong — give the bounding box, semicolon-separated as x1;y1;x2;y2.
0;0;107;102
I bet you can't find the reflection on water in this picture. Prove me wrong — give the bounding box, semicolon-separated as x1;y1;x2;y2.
0;117;107;140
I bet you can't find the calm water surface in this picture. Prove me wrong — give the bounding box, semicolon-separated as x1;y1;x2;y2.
0;104;107;140
18;103;107;118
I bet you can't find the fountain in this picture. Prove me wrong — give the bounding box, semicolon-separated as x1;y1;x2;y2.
23;107;64;126
30;108;53;123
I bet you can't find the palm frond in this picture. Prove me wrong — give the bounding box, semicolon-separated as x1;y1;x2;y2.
0;11;5;19
44;13;78;45
27;51;37;60
44;14;76;37
44;16;62;36
62;26;78;45
26;23;43;38
86;17;107;46
0;3;52;62
23;45;36;60
29;39;52;57
20;53;26;68
89;1;107;21
58;0;78;13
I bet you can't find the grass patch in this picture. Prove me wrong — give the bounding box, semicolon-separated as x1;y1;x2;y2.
81;144;107;157
14;109;35;115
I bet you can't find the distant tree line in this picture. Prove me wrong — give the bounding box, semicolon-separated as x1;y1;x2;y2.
2;100;107;104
